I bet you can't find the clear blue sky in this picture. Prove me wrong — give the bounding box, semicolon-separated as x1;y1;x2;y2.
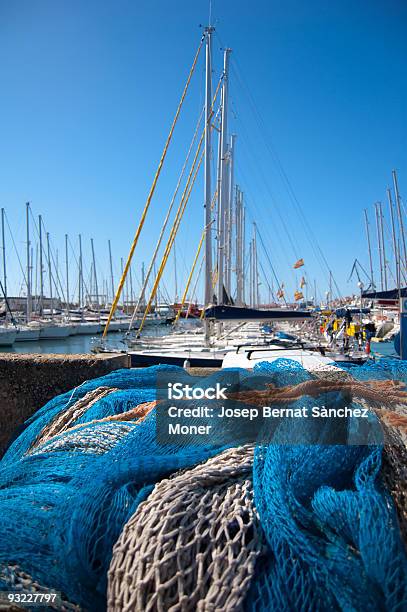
0;0;406;303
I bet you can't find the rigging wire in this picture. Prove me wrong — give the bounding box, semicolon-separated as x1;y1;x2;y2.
216;30;341;297
4;212;28;288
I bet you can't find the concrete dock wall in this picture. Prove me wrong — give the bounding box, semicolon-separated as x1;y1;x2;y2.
0;353;130;457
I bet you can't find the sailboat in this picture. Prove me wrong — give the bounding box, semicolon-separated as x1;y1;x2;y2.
0;326;17;347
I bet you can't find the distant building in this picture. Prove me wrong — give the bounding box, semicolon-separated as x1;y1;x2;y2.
0;296;62;312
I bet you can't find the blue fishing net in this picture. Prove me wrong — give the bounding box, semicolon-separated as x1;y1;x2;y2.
0;361;405;611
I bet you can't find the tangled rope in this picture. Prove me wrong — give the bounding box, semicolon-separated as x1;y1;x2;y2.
108;446;263;612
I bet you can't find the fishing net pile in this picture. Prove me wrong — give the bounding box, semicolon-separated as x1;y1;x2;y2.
0;360;406;610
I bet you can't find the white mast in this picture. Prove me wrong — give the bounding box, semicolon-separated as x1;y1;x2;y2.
108;239;115;305
249;238;253;307
364;208;375;290
173;240;178;303
379;202;388;290
26;203;32;322
235;186;243;305
253;222;259;307
141;262;145;309
242;202;246;304
1;208;6;300
387;188;399;289
216;47;231;304
375;203;384;290
225;134;236;298
78;234;83;310
204;25;214;314
129;264;134;308
91;238;99;313
392;169;407;271
65;234;69;315
46;232;53;318
39;215;44;316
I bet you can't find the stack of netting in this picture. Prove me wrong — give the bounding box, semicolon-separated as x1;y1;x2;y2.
0;360;406;611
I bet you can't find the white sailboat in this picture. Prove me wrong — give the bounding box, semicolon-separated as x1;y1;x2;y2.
15;322;41;342
0;326;17;347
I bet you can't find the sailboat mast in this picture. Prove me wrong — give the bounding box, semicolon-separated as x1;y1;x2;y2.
392;169;407;268
141;262;145;308
78;234;83;310
235;186;242;305
204;25;214;313
173;240;178;302
46;232;53;318
249;239;253;307
108;239;114;304
387;188;399;289
26;203;32;322
375;203;384;290
363;208;375;289
38;215;44;316
65;234;69;315
253;223;258;307
216;48;231;304
242;202;245;304
379;202;388;290
91;238;99;312
129;264;134;308
329;271;333;307
121;257;125;308
225;134;236;298
1;208;6;299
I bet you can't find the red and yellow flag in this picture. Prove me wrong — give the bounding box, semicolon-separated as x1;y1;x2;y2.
293;258;304;269
277;283;285;299
294;291;304;301
300;276;306;288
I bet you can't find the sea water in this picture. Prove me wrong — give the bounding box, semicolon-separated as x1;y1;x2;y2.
0;326;169;355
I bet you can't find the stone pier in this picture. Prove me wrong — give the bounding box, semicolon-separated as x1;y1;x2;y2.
0;352;130;456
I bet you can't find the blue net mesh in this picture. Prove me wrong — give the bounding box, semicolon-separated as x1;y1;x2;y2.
0;361;406;610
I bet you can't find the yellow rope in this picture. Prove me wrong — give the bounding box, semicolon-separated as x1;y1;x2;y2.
136;77;223;336
102;35;204;338
126;105;205;333
137;149;204;335
175;187;217;324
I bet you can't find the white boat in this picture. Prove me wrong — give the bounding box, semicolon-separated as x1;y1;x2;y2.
15;324;41;342
74;321;102;335
222;345;338;371
0;327;18;347
39;323;71;340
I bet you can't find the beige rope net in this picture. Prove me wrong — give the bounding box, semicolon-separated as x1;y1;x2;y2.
27;391;157;457
29;387;119;452
107;445;264;612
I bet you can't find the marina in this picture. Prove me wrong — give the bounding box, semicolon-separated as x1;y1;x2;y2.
0;2;406;611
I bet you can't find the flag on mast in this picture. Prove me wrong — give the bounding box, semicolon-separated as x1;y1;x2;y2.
277;283;285;299
293;258;304;269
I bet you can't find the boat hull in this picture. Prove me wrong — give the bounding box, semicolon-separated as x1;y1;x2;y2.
0;330;18;346
39;325;71;340
129;350;223;368
15;328;41;342
74;323;102;335
205;305;312;322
